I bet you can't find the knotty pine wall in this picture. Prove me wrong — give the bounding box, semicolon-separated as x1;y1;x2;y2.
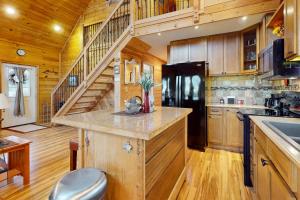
120;48;165;107
60;0;119;77
0;39;60;125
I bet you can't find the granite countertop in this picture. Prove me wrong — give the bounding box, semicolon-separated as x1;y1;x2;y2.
250;116;300;167
206;103;266;109
52;107;192;140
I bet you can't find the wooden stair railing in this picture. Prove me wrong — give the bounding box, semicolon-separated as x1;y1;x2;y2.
51;0;132;117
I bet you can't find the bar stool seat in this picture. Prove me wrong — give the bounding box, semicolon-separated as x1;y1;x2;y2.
49;168;107;200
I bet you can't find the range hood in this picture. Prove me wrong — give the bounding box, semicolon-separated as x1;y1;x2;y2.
259;39;300;80
260;61;300;80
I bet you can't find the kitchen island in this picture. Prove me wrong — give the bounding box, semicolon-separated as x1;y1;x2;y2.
52;107;192;200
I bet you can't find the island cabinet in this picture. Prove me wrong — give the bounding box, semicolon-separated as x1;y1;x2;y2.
207;107;243;151
251;121;298;200
52;107;192;200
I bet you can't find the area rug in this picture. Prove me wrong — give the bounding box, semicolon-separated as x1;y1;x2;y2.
8;124;47;133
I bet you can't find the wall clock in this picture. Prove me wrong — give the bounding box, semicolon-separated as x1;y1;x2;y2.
16;49;26;56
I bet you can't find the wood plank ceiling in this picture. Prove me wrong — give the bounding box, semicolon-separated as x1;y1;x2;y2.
0;0;91;49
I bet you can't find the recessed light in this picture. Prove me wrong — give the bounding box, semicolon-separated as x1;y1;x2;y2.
157;32;161;36
194;26;199;30
5;6;16;16
241;16;248;21
53;24;62;32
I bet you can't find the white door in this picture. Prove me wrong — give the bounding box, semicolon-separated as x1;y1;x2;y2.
1;63;37;128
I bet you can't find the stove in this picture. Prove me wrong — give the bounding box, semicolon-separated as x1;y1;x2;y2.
237;107;300;187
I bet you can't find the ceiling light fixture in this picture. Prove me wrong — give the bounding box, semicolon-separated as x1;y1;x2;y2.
53;24;62;33
241;16;248;21
5;6;16;16
194;25;199;30
157;32;161;36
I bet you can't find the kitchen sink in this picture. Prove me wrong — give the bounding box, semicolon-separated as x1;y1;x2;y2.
262;121;300;150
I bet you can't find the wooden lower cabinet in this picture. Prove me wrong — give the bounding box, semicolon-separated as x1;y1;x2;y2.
269;164;296;200
207;113;223;145
255;141;270;200
225;108;243;147
253;123;296;200
207;107;243;151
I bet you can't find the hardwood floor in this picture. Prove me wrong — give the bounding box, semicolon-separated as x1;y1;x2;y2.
178;149;252;200
0;126;252;200
0;126;77;200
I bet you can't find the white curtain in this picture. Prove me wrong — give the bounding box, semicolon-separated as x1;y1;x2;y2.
13;68;26;117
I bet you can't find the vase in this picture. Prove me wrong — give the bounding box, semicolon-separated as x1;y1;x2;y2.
143;92;150;113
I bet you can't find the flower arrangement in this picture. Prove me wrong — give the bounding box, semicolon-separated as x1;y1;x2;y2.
139;72;154;93
139;72;155;113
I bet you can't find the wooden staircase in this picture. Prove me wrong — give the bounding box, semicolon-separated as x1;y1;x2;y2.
51;0;132;118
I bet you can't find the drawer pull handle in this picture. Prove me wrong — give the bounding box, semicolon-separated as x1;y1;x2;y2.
261;158;268;167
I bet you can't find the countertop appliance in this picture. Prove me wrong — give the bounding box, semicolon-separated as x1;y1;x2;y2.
162;61;207;151
259;39;300;80
237;103;300;187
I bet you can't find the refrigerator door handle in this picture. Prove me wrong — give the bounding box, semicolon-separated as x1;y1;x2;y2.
175;76;179;107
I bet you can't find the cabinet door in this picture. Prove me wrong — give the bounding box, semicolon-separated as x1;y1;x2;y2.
284;0;297;59
189;38;207;62
269;164;296;200
208;114;223;144
170;42;189;64
207;35;224;76
225;109;243;147
224;33;240;74
256;142;270;200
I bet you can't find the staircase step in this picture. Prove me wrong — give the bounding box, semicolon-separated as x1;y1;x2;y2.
83;90;103;97
67;108;90;115
94;77;114;84
77;96;97;103
101;68;114;76
89;83;110;90
72;102;95;109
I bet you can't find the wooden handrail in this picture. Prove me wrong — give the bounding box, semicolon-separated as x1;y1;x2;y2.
51;0;131;116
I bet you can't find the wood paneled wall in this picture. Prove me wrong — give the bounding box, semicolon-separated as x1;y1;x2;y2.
120;39;165;107
60;0;119;78
0;39;59;124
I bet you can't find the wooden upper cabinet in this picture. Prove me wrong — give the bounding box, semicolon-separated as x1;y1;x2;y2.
169;41;189;64
241;26;259;74
225;109;243;147
189;38;207;62
224;33;240;75
284;0;297;59
208;35;224;76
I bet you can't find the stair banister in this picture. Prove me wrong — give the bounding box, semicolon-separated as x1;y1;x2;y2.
51;0;131;117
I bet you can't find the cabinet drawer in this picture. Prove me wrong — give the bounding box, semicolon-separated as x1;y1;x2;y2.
267;140;298;192
207;107;223;115
254;126;267;149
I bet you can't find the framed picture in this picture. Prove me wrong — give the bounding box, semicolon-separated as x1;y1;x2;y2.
143;63;154;80
68;75;78;87
124;59;140;84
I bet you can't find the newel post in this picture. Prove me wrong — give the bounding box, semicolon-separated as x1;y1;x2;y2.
193;0;200;23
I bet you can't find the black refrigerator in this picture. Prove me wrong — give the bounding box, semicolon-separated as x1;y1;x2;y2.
162;61;207;151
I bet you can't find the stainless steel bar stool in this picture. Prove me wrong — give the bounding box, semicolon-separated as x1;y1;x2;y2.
49;168;107;200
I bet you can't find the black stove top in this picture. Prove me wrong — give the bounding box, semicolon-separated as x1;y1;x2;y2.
237;108;300;118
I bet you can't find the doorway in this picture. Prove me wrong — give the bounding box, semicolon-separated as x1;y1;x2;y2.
1;63;38;128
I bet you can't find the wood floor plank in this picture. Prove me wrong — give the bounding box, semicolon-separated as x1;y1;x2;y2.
0;127;252;200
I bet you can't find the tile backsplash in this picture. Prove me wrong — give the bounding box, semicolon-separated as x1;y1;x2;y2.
206;75;300;105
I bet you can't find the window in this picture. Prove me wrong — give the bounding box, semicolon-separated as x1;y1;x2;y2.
7;67;31;97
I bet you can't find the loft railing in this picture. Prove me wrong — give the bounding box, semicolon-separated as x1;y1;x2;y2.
83;22;103;46
51;0;131;116
135;0;191;20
